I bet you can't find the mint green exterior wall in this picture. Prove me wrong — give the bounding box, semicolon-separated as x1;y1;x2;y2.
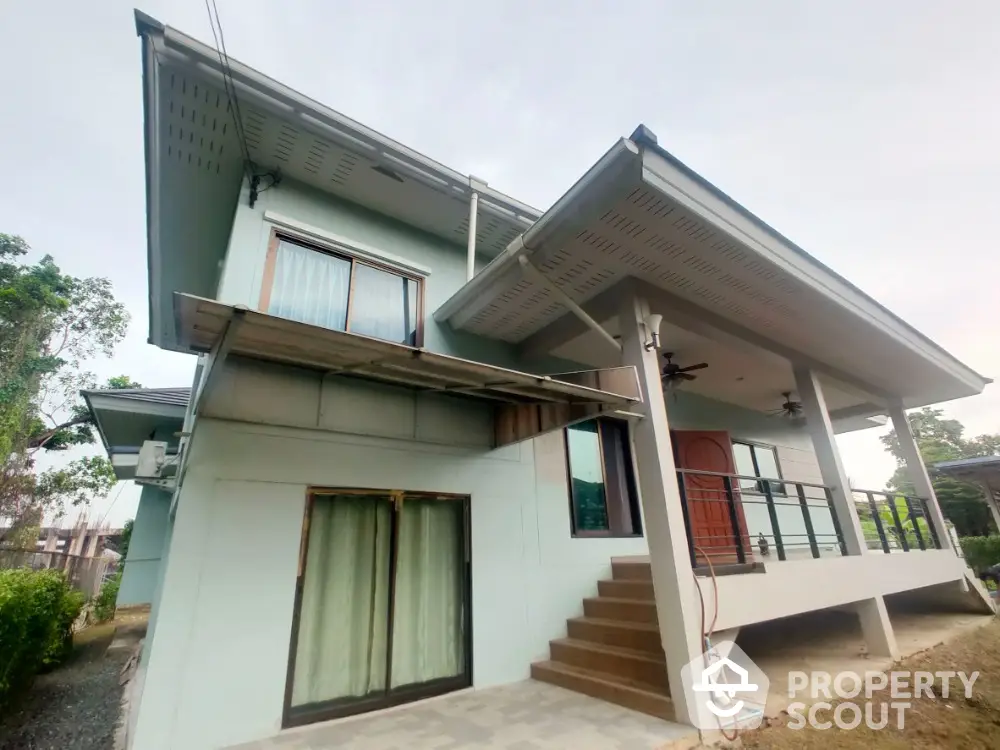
117;486;172;607
215;179;579;371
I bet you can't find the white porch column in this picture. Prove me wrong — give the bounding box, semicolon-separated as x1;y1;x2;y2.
619;293;703;726
793;366;867;556
887;403;953;551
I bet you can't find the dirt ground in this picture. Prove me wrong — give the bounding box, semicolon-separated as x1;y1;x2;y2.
741;617;1000;749
0;614;146;750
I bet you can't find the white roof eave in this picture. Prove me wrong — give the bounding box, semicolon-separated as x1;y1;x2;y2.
435;131;989;403
637;145;989;395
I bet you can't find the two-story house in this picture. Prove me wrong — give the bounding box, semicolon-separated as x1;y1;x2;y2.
100;10;994;750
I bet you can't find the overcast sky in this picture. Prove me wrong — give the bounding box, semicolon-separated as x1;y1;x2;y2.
1;1;998;526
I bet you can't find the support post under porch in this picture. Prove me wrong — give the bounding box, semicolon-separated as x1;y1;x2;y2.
887;403;954;552
618;292;703;726
856;596;900;660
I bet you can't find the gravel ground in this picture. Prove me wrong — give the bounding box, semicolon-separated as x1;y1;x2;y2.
0;625;128;750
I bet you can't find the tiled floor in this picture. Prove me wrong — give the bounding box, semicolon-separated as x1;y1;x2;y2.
229;681;698;750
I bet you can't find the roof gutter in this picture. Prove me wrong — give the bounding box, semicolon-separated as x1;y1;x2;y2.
434;138;641;323
136;13;163;346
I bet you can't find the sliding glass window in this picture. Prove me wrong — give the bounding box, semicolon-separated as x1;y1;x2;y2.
262;234;422;345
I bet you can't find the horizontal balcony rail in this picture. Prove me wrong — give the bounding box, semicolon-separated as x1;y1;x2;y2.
852;489;941;553
675;468;846;569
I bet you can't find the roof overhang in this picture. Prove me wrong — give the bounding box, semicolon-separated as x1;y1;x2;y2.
135;11;538;351
174;293;640;446
82;387;188;478
934;456;1000;487
436;127;990;410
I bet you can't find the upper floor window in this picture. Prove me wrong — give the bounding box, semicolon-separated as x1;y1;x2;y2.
732;440;786;496
565;418;642;538
260;234;422;345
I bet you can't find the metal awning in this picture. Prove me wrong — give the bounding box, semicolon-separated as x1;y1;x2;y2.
174;293;640;410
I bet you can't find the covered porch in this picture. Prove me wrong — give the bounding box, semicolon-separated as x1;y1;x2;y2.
435;125;991;727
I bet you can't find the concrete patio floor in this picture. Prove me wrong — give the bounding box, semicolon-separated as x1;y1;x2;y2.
227;681;699;750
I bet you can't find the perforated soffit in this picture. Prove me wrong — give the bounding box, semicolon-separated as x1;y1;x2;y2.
156;61;526;257
457;182;971;398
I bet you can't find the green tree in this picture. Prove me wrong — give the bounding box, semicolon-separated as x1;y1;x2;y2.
0;234;132;534
118;518;134;559
880;408;999;537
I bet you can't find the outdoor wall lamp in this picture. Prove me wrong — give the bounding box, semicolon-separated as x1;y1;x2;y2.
643;313;663;351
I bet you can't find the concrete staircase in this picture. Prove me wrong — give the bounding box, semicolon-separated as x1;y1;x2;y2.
531;558;674;720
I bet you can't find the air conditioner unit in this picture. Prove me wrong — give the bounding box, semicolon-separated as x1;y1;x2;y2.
136;440;168;479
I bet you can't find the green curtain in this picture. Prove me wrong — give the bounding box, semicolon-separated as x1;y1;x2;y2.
291;495;391;706
390;498;465;688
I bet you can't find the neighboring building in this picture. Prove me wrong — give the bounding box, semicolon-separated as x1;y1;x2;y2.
103;11;993;749
934;456;1000;534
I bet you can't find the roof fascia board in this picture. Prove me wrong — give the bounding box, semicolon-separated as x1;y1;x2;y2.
140;27;163;346
81;391;112;456
639;146;987;392
85;393;188;420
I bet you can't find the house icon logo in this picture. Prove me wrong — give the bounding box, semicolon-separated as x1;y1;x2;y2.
691;656;758;717
680;641;769;731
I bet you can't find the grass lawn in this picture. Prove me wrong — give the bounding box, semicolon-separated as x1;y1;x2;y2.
741;617;1000;749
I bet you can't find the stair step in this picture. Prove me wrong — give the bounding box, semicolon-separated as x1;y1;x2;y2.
598;579;655;600
612;560;652;581
583;596;658;624
550;637;669;692
531;660;674;721
567;616;663;655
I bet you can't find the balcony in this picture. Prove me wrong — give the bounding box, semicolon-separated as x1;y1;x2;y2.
676;469;942;570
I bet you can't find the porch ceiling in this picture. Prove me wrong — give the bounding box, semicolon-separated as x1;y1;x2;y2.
552;318;863;413
435;130;989;409
138;13;536;350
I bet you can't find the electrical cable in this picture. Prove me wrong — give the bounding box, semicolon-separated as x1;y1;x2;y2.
203;0;254;184
98;481;128;526
205;0;282;206
692;546;740;742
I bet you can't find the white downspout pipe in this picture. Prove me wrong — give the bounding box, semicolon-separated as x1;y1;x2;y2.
466;191;479;282
466;176;488;282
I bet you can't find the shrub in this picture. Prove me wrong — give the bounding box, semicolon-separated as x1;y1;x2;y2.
93;570;121;623
0;568;84;708
960;535;1000;573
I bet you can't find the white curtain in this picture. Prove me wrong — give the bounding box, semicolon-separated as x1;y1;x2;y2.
270;241;351;330
291;495;391;706
350;263;418;344
390;499;464;688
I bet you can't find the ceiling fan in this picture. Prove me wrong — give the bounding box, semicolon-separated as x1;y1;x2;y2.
769;391;804;420
661;352;708;388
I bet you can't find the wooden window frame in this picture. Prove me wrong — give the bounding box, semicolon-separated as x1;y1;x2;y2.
732;439;787;496
258;229;426;346
282;487;472;729
565;418;643;539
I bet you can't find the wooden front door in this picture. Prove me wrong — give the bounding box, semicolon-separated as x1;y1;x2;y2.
672;430;751;565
